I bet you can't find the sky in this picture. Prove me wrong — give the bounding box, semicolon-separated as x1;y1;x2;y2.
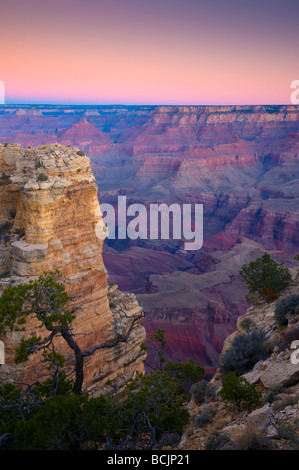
1;0;299;105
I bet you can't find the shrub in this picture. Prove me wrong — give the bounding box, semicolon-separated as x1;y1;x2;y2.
157;432;181;449
0;271;10;279
164;360;204;397
234;424;272;450
190;380;216;405
0;221;12;234
272;395;299;412
277;424;299;448
219;329;269;376
76;150;85;156
204;432;232;450
195;406;217;428
263;384;286;405
239;317;255;333
274;294;299;326
240;253;291;303
123;370;190;442
219;372;261;411
37;173;48;182
277;325;299;352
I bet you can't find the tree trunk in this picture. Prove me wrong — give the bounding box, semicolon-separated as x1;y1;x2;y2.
61;329;84;395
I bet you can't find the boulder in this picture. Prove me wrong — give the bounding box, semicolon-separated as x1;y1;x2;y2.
247;404;273;430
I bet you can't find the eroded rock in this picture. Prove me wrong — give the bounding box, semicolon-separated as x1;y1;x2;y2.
0;143;146;394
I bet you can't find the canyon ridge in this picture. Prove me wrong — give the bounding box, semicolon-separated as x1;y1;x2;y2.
0;104;298;374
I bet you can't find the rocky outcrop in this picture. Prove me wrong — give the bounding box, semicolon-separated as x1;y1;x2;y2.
179;266;299;450
0;143;146;394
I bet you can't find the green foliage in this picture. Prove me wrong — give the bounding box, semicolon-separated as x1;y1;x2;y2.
262;384;286;405
277;424;299;449
204;432;232;450
219;372;261;411
239;317;255;333
274;294;299;326
0;271;75;363
164;360;204;397
37;173;48;182
0;271;10;279
120;370;190;444
145;328;204;397
11;393;114;450
31;371;73;399
147;328;167;370
0;368;190;450
76;150;85;156
0;383;23;435
0;282;32;333
195;406;217;428
14;336;42;363
0;279;199;450
0;221;12;235
0;373;74;441
219;329;269;376
240;253;291;303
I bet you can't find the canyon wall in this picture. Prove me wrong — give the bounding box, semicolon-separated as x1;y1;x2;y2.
0;104;298;372
0;143;146;394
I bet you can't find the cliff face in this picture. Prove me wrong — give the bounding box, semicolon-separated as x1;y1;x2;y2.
0;143;146;394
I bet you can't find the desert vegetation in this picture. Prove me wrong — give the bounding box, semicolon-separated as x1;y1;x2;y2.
0;273;203;450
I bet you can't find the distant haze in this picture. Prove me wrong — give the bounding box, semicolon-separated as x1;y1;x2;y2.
0;82;4;105
1;0;299;105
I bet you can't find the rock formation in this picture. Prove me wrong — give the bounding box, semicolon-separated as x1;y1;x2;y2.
0;143;146;394
0;104;298;372
179;265;299;450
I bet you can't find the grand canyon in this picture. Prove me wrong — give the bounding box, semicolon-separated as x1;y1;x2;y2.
0;104;298;375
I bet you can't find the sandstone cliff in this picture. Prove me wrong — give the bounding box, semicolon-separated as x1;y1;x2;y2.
0;143;146;394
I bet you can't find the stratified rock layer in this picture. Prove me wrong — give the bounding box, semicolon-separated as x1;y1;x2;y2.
1;104;298;371
0;143;146;394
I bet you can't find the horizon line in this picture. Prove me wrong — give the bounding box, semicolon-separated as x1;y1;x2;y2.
0;102;297;108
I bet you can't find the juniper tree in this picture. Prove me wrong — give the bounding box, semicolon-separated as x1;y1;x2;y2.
240;252;291;303
0;270;143;395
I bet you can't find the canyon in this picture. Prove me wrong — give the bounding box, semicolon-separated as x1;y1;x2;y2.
0;104;298;374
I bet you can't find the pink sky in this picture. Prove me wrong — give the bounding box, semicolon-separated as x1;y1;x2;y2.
1;0;298;105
